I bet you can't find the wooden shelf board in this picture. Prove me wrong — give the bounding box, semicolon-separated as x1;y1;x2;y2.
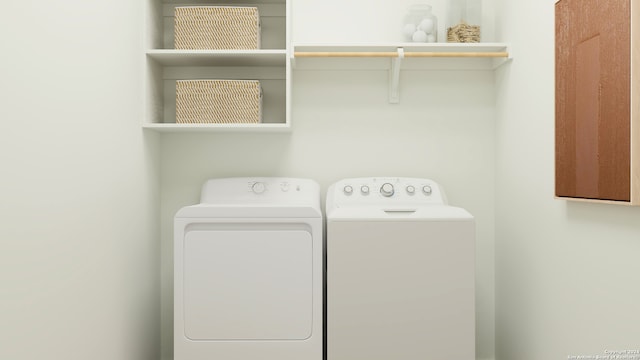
294;42;509;53
292;43;511;71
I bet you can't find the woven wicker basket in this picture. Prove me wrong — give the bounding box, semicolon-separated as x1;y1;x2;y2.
174;6;260;50
447;22;481;43
176;80;262;124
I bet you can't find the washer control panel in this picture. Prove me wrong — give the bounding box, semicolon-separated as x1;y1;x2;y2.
332;177;447;207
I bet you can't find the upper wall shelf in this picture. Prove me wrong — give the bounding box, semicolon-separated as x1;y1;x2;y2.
291;43;510;103
292;43;511;71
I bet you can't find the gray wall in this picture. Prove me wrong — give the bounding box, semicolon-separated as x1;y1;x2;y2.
0;1;161;359
495;1;640;359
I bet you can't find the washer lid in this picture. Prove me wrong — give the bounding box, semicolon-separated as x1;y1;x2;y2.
327;204;473;221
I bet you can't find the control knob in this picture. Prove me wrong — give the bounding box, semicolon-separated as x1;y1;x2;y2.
422;185;432;195
252;182;266;194
343;185;354;195
380;183;395;197
361;185;370;195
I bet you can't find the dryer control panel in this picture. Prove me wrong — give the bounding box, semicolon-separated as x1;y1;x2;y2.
200;177;320;206
328;177;447;208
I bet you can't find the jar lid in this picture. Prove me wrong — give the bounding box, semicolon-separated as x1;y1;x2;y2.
408;4;433;12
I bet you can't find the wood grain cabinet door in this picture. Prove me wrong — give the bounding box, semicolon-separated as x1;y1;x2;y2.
555;0;640;204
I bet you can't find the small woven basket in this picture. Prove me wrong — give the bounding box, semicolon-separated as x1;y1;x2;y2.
174;6;260;50
176;80;262;124
447;22;481;43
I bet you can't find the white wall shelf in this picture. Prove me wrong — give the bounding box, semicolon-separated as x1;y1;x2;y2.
147;50;287;67
144;0;290;132
292;43;510;103
145;0;509;129
142;123;291;132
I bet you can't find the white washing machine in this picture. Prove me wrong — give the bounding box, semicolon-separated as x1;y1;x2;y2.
326;177;475;360
174;177;323;360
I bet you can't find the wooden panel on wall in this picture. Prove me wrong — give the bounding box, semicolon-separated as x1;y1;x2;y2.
574;35;600;198
555;0;631;202
633;0;640;205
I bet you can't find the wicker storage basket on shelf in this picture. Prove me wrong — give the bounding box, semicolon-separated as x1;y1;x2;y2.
174;6;260;50
176;80;262;124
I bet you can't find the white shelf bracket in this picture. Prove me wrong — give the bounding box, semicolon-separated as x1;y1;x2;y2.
389;47;404;103
492;44;513;69
290;48;297;68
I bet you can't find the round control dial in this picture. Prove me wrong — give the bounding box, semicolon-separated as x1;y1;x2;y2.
343;185;354;195
380;183;395;197
361;185;370;195
406;185;415;195
422;185;432;195
252;182;266;194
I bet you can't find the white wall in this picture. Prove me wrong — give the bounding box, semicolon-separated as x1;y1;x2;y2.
292;0;496;43
0;1;161;359
495;1;640;359
160;69;497;360
159;2;498;359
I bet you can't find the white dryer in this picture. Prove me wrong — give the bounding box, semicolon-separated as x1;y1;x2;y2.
326;177;475;360
174;177;323;360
